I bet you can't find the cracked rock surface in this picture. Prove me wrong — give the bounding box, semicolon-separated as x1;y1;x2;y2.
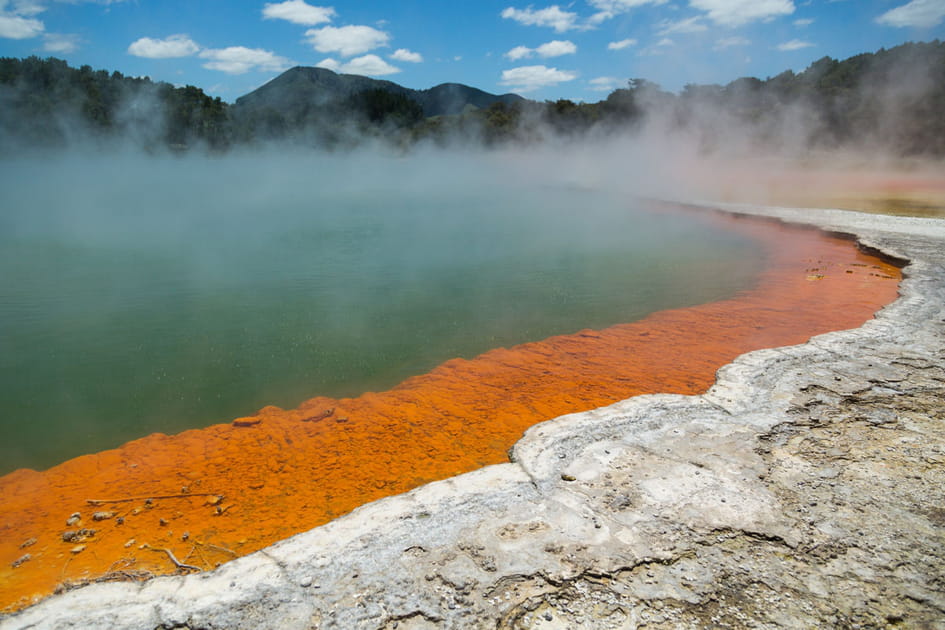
3;205;945;630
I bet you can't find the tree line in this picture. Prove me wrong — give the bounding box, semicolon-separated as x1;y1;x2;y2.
0;56;228;150
1;39;943;155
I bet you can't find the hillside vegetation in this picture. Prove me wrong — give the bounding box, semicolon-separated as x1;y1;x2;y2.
1;39;942;155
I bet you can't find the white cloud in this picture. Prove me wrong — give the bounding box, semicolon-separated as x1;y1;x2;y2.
304;24;390;56
588;0;668;23
3;0;130;18
500;5;579;32
262;0;335;26
0;14;43;38
199;46;293;74
794;17;814;26
0;0;46;17
608;38;637;50
715;35;751;48
690;0;795;27
316;57;340;71
336;54;399;75
589;76;623;91
536;39;577;56
128;34;199;59
657;16;708;35
639;37;676;57
876;0;945;28
499;64;577;92
506;39;577;59
43;31;79;52
506;45;532;60
639;37;675;55
316;54;400;76
5;0;131;11
5;0;44;16
777;38;813;51
390;48;423;62
588;0;668;9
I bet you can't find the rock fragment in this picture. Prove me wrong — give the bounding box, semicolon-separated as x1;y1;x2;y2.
11;554;31;568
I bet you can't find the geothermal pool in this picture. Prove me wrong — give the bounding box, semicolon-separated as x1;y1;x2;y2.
0;153;902;612
0;153;761;474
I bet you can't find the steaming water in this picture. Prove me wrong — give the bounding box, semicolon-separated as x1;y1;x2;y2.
0;152;763;473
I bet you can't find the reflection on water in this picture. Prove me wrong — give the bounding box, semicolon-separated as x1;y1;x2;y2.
0;153;762;472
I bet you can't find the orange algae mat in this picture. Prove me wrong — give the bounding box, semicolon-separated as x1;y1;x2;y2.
0;209;901;612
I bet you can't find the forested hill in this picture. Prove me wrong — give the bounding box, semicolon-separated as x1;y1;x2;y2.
227;65;524;143
234;66;524;118
1;39;943;155
0;56;229;149
672;39;945;155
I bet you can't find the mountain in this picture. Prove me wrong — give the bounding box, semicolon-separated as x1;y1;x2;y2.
233;66;524;119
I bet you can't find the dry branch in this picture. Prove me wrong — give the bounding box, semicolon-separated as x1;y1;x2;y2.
86;493;221;505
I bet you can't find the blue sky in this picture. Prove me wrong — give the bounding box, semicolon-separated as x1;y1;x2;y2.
1;0;943;102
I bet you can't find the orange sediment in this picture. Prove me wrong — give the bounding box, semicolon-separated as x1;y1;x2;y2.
0;209;902;612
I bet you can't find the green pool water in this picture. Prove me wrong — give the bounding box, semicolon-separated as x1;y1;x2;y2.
0;152;764;473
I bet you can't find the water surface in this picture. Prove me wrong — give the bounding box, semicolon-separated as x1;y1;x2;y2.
0;152;762;472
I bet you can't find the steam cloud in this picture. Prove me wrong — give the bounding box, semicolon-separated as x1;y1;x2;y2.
0;41;943;207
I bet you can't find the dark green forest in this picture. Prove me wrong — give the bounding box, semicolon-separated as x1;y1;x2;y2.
1;39;943;155
0;56;228;150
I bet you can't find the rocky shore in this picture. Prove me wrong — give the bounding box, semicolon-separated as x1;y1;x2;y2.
3;204;944;630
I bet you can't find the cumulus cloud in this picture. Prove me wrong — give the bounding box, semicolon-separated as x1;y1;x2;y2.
315;57;340;71
536;39;577;56
505;39;577;60
0;13;43;38
128;34;200;58
876;0;945;28
499;64;577;92
690;0;795;27
316;54;400;76
199;46;293;74
657;16;708;35
390;48;423;62
777;38;813;51
305;24;390;56
794;17;814;26
2;0;137;39
262;0;335;26
500;5;579;32
589;76;623;91
506;45;532;61
608;38;637;50
43;31;79;52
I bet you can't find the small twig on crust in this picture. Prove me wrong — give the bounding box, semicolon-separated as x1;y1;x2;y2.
149;547;202;572
86;493;221;505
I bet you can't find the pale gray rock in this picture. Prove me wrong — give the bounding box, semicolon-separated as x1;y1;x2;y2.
3;204;944;630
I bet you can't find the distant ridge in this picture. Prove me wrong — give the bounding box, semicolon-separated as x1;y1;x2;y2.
233;66;525;118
